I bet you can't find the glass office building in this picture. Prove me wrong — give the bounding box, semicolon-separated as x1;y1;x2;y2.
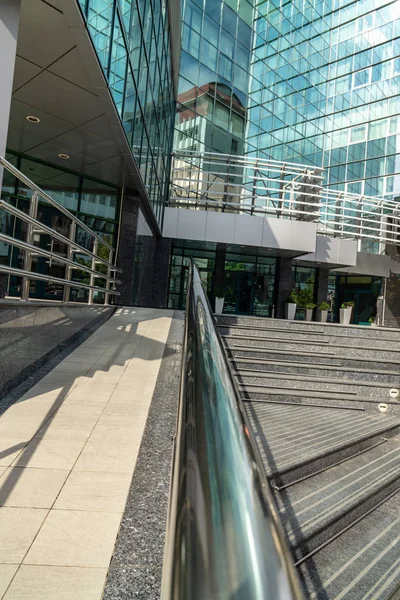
78;0;176;224
176;0;256;155
177;0;400;202
250;1;400;202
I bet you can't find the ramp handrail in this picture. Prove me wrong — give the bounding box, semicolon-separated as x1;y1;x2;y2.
0;156;121;303
161;261;304;600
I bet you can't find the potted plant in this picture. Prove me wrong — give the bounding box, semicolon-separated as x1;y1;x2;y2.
285;290;297;320
340;301;354;325
368;316;377;328
214;281;226;315
318;301;330;323
305;302;316;321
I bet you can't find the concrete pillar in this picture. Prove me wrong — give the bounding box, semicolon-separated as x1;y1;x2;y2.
314;268;330;306
0;0;20;182
116;191;140;305
152;238;172;308
0;1;20;298
275;257;294;318
213;243;226;310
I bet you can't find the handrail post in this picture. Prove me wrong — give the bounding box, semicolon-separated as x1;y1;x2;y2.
63;221;76;303
21;191;39;301
88;239;98;305
104;249;114;306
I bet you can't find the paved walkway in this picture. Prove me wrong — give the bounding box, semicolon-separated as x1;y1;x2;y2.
0;307;173;599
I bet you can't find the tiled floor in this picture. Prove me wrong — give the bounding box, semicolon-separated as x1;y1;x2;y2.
0;307;173;599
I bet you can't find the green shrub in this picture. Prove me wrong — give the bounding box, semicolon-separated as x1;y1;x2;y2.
319;301;330;311
286;290;298;304
306;303;316;309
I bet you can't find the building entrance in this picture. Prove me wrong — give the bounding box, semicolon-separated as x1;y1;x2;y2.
336;276;382;325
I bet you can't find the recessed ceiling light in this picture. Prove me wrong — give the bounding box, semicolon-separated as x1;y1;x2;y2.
26;115;40;123
58;153;69;159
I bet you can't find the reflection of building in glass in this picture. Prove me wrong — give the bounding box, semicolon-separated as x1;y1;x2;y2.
78;0;176;224
176;0;255;156
250;1;400;214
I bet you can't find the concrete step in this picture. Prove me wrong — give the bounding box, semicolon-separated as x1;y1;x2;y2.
244;393;400;416
217;315;400;339
219;325;400;350
275;437;400;561
226;345;400;368
299;491;400;600
244;401;400;485
223;335;400;362
236;371;397;399
231;359;400;384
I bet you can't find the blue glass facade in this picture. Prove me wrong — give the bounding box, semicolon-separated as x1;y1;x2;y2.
250;1;400;203
175;0;257;155
78;0;176;224
176;0;400;210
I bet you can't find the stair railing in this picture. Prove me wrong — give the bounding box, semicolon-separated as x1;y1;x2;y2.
0;156;121;304
161;261;304;600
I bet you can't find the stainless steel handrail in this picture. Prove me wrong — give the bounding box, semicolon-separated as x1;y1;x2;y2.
161;262;304;600
0;233;121;283
0;265;119;296
0;201;121;271
0;156;113;251
0;158;121;303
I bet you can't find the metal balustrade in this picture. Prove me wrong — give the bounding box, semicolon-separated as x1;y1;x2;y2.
170;151;400;247
0;156;121;304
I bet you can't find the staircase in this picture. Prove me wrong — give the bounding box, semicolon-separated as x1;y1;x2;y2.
218;315;400;600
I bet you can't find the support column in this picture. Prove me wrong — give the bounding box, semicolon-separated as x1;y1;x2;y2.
152;238;172;308
116;191;140;306
275;257;294;318
314;268;330;306
0;0;20;182
213;243;226;310
0;1;20;298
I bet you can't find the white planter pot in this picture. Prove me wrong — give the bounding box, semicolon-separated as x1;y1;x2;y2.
318;310;328;323
370;322;377;328
215;297;225;314
285;302;296;320
305;308;313;321
340;307;352;325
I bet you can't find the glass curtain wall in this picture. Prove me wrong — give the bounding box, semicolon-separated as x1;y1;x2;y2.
78;0;176;225
251;1;400;209
175;0;258;156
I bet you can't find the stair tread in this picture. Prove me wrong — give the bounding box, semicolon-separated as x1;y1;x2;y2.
244;402;400;475
229;345;400;364
277;438;400;545
231;358;400;378
223;333;400;353
299;492;400;600
241;385;359;399
235;368;395;388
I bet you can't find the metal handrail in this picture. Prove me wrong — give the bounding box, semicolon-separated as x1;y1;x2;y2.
0;265;118;296
0;158;121;303
0;233;121;283
170;152;400;246
161;262;303;600
0;156;114;251
0;201;121;271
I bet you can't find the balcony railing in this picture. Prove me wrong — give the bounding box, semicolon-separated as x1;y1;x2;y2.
0;156;121;304
170;151;400;247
